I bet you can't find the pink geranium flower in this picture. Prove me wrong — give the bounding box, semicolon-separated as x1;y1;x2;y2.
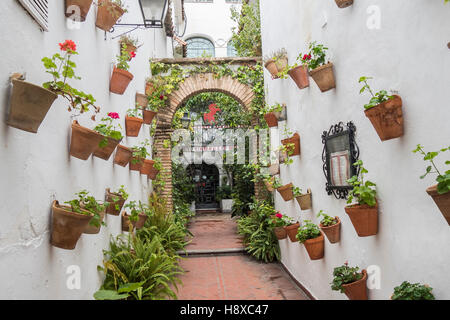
108;112;120;120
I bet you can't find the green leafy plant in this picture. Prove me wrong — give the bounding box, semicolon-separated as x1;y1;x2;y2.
65;190;106;227
42;40;100;115
216;185;232;201
119;35;140;49
109;185;129;211
347;160;377;207
317;210;337;227
126;107;142;118
230;0;262;57
331;262;363;293
131;140;150;165
115;44;134;71
271;176;283;189
269;212;294;228
301;41;329;71
358;76;394;110
413;144;450;194
123;201;141;223
237;199;280;262
94;112;123;147
292;186;303;197
391;281;435;300
296;220;321;243
97;0;128;19
264;103;284;114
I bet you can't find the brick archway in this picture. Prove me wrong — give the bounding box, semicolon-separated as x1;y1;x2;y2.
153;73;261;210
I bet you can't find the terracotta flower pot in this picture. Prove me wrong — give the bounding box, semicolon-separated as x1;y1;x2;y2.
426;185;450;225
264;180;274;192
145;81;155;96
92;136;122;161
105;188;126;216
364;95;404;141
140;159;155;175
120;42;137;61
65;0;94;22
147;165;160;180
110;67;134;95
70;121;104;160
342;270;368;300
113;145;132;167
50;200;93;250
277;183;294;201
303;231;325;260
288;65;310;89
95;0;125;32
309;62;336;92
285;223;300;242
122;212;148;232
83;210;106;234
264;112;278;128
296;189;312;210
125;116;143;137
335;0;354;8
274;226;288;240
143;110;157;125
135;93;147;109
269;163;280;176
7;79;58;133
281;133;301;156
320;217;341;244
345;202;378;237
264;57;288;79
129;156;143;172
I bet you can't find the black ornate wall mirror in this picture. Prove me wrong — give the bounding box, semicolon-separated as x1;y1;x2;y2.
322;122;360;199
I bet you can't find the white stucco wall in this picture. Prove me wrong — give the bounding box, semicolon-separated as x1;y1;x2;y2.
260;0;450;299
183;0;241;57
0;0;171;299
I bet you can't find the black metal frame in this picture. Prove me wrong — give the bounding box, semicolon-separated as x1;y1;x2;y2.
114;0;168;28
322;121;360;200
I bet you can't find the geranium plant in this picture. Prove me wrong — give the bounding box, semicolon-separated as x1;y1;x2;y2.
391;281;435;300
115;45;135;71
110;185;129;211
301;42;329;71
269;212;294;228
292;186;303;197
296;220;321;243
94;112;123;147
42;40;100;115
119;35;140;49
272;176;283;189
358;76;394;110
346;160;377;207
65;190;106;228
331;262;363;293
147;92;166;111
317;210;337;227
127;107;142;118
413;144;450;195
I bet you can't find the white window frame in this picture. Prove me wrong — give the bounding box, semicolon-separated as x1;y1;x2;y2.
17;0;49;31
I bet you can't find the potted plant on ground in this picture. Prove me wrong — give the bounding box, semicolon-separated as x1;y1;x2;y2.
359;76;404;141
263;103;287;128
130;140;150;172
105;186;128;216
122;201;148;232
92;112;123;161
296;220;324;260
269;212;294;240
216;185;233;213
96;0;127;32
391;281;435;300
125;108;144;137
277;183;294;201
70;120;104;160
413;145;450;225
293;187;312;210
317;210;341;243
335;0;354;8
302;41;335;92
65;0;94;22
263;48;288;79
278;53;310;90
331;262;368;300
345;160;378;237
110;45;135;95
114;145;133;167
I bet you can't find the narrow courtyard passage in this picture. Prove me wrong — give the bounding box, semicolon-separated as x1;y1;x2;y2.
176;213;310;300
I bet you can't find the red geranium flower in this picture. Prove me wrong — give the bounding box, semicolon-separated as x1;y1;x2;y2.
275;213;283;219
130;51;136;58
159;95;164;100
59;40;77;52
108;112;120;119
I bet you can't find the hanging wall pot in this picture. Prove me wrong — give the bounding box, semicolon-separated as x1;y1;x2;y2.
93;136;122;161
140;159;155;176
335;0;354;8
65;0;94;22
295;189;312;210
342;270;368;300
121;212;148;232
265;57;288;79
281;133;301;156
364;95;404;141
320;216;341;243
83;210;106;235
345;202;378;237
125;115;143;137
145;81;155;96
50;200;92;250
285;222;300;242
264;104;287;128
105;188;126;216
129;156;143;172
426;185;450;225
303;231;325;260
277;183;294;201
95;0;125;32
7;79;58;133
274;227;288;240
69;121;104;160
288;65;310;89
110;67;134;95
309;62;336;92
113;145;132;167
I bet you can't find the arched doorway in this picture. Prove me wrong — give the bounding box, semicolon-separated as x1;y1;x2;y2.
188;163;220;210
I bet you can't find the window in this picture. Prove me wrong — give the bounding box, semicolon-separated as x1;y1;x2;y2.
227;41;238;57
184;0;213;3
17;0;49;31
186;38;215;58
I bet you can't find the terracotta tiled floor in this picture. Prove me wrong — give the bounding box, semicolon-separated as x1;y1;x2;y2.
176;214;309;300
